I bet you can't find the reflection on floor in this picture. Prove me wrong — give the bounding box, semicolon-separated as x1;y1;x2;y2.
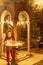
2;50;31;62
16;50;32;62
1;47;43;65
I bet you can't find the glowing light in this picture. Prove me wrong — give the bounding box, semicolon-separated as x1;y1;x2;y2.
33;0;43;10
34;0;43;7
17;21;24;26
21;21;24;25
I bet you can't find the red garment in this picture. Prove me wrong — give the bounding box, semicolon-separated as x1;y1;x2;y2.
6;49;15;62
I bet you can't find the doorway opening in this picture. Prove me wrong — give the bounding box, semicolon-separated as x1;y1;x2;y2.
16;11;30;59
1;10;11;57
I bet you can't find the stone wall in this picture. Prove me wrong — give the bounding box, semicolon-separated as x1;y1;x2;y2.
0;1;32;56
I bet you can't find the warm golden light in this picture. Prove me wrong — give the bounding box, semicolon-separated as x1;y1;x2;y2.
33;0;43;10
34;0;43;7
17;21;24;26
0;0;8;6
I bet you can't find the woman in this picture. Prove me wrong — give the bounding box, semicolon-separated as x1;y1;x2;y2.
4;30;15;65
3;15;13;34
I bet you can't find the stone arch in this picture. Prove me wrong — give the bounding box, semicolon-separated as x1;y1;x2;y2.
17;10;30;55
1;10;11;36
0;10;11;56
0;6;13;19
1;10;11;23
18;10;29;22
15;6;31;22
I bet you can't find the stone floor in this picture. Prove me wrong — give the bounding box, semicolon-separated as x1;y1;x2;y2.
0;47;43;65
31;47;43;54
34;60;43;65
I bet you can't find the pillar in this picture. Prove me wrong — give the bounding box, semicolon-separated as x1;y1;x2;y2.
27;21;30;55
0;23;2;57
14;23;17;41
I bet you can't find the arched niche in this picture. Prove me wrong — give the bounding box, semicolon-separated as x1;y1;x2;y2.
17;10;30;56
0;10;11;56
1;10;11;36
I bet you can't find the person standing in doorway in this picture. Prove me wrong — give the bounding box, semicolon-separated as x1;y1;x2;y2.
3;15;14;54
3;15;13;35
4;30;15;65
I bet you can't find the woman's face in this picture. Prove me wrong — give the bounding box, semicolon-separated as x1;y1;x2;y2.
7;31;12;38
7;16;10;21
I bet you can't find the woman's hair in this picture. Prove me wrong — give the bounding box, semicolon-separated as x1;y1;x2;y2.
4;15;10;21
4;30;15;41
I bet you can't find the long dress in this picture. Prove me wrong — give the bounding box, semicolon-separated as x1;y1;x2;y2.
5;39;15;62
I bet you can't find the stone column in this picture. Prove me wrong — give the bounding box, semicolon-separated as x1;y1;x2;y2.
0;23;2;57
14;23;17;41
27;21;30;56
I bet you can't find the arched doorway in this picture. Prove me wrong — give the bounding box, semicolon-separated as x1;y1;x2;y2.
17;11;30;57
1;10;11;56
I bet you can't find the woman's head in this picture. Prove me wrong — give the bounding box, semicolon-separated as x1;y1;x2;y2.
4;15;10;21
5;30;15;40
7;30;12;38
